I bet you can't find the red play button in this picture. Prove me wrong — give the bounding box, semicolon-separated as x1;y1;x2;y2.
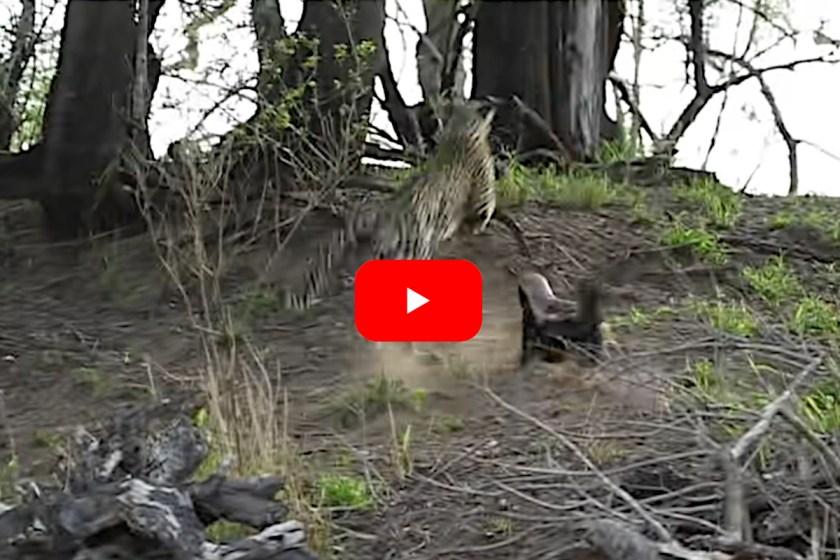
354;260;483;342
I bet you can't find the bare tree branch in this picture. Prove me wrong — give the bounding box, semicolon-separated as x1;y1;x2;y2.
707;49;800;195
374;34;425;155
663;55;829;156
608;75;658;145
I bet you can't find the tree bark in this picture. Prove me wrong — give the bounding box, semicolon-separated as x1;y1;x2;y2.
0;0;165;238
473;0;625;161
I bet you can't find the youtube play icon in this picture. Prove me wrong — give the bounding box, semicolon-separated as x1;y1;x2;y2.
354;260;483;343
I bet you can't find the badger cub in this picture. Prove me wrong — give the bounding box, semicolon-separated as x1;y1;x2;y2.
517;271;604;366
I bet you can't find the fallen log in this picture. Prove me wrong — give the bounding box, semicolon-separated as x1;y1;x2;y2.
0;400;320;560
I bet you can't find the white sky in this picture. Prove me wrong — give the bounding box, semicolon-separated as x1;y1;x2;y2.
4;0;840;197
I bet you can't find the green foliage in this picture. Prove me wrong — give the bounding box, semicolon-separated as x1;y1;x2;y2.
673;359;763;432
741;256;838;339
689;358;724;397
629;194;659;226
9;61;54;151
432;414;466;434
498;161;619;209
73;366;111;395
0;456;20;504
245;34;377;144
315;473;373;509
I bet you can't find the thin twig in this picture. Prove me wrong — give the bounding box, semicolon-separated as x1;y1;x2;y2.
484;386;673;542
730;357;821;460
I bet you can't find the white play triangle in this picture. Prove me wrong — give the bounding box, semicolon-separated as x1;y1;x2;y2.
406;288;429;314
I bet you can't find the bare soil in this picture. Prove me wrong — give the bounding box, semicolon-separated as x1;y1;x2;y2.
1;181;839;558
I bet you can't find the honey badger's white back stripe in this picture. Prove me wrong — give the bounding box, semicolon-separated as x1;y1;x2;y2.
518;271;578;324
283;101;499;312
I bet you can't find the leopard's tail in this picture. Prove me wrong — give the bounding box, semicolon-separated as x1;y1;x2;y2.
281;210;376;312
280;227;346;311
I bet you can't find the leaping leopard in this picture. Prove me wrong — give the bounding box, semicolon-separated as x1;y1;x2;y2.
277;99;527;361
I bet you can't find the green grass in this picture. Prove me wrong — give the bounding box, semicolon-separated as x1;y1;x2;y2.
329;374;426;428
73;366;111;395
611;305;676;329
675;358;773;461
741;256;838;339
691;299;759;337
686;358;725;398
629;195;659;227
791;296;840;338
315;473;374;510
660;220;728;264
673;177;742;228
0;457;20;505
595;136;644;164
769;211;795;230
236;288;283;322
742;255;802;306
800;375;840;434
498;161;619;209
431;414;466;434
769;204;840;245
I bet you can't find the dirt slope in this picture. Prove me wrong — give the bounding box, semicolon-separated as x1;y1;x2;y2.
1;173;839;558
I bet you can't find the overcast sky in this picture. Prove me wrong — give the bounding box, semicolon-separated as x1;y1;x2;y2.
4;0;840;196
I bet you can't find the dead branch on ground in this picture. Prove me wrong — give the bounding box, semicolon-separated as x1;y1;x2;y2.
0;401;320;560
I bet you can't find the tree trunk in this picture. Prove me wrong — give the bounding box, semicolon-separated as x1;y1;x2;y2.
0;0;164;239
294;0;384;156
252;0;287;107
473;0;625;161
38;0;137;237
417;0;465;103
240;0;385;190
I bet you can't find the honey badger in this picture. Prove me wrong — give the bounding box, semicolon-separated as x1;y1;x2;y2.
518;271;604;366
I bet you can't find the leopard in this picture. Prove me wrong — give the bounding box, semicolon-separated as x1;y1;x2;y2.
277;99;508;363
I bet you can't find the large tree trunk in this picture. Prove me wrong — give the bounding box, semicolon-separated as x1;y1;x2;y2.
473;0;625;161
38;0;137;237
0;0;164;239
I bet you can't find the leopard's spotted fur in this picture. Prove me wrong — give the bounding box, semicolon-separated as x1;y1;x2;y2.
282;100;498;311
